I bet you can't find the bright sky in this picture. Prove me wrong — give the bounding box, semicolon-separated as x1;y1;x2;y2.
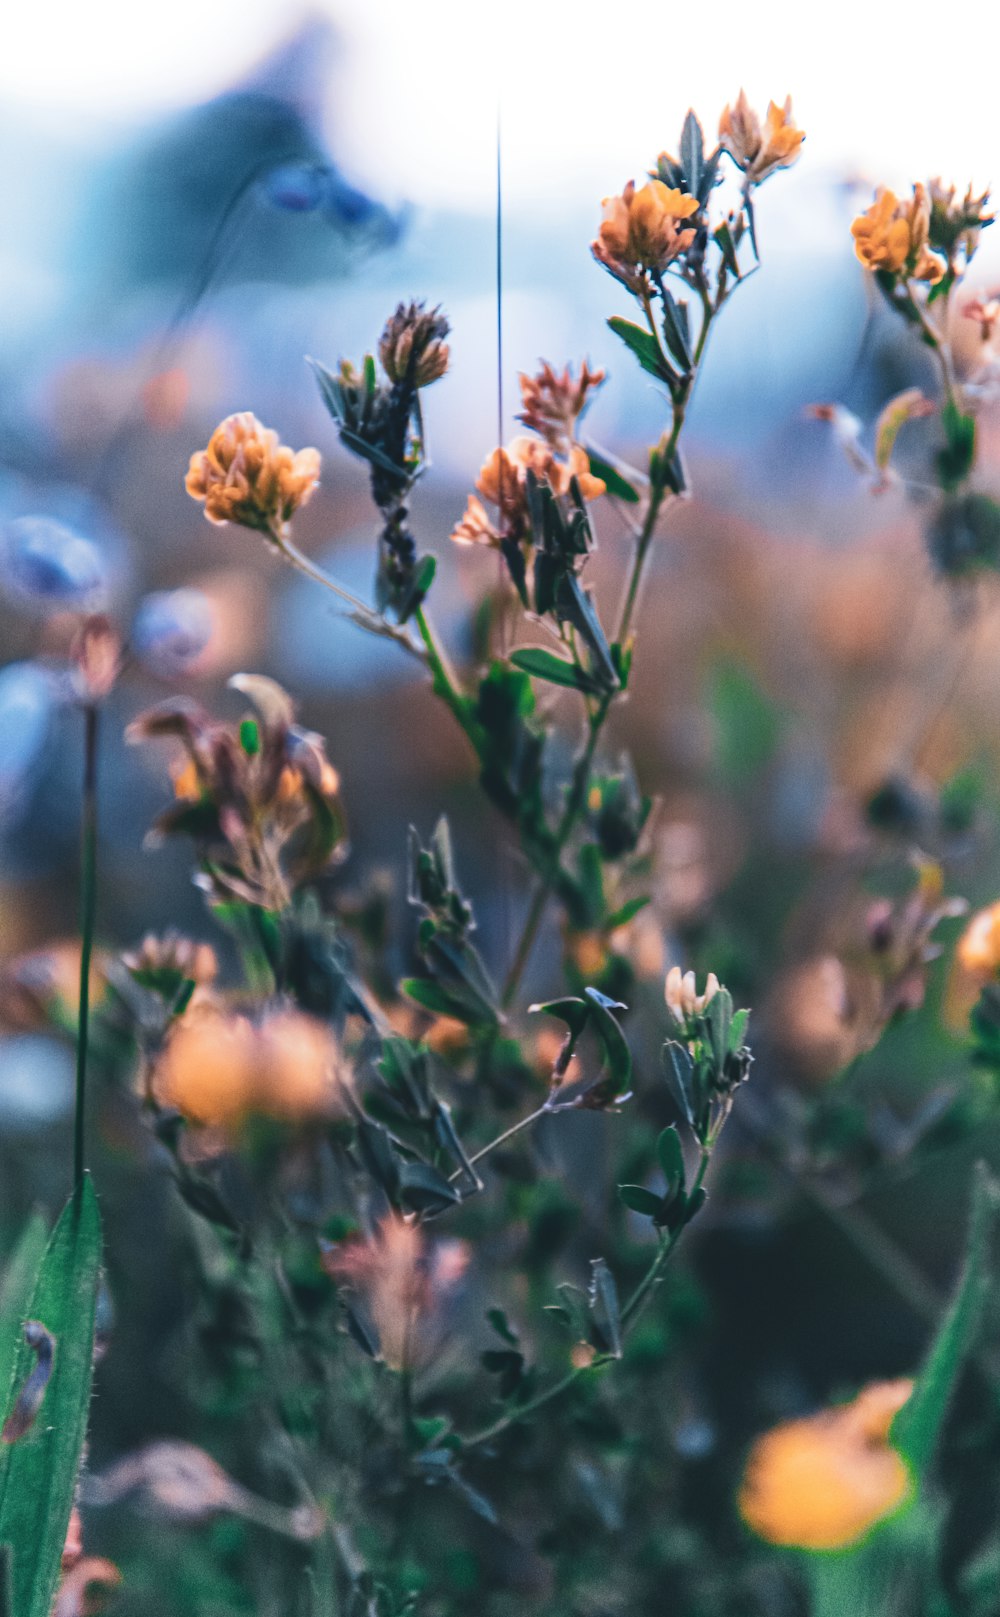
0;0;993;208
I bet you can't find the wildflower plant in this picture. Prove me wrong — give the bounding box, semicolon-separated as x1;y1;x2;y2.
5;86;1000;1617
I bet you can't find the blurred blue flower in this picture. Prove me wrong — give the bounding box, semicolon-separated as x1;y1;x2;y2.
0;661;54;820
262;162;329;213
132;588;214;679
1;516;107;612
0;1035;74;1130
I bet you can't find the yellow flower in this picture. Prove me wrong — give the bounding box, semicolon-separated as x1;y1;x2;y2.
591;180;699;290
451;437;604;548
153;1004;350;1130
719;92;804;185
851;186;945;282
957;900;1000;981
185;412;321;540
739;1380;914;1550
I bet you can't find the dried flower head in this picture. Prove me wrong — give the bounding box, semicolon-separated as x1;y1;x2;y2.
127;674;346;910
719;93;804;186
451;437;604;549
665;965;720;1024
851;186;945;282
185;413;321;540
591;180;699;292
517;361;606;457
739;1379;914;1549
928;178;994;263
323;1215;468;1371
153;1002;351;1130
378;300;451;388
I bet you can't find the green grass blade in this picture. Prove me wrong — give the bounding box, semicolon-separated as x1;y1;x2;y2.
891;1161;997;1480
0;1177;102;1617
0;1214;49;1407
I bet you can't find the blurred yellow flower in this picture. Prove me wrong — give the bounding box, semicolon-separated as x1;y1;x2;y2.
185;412;321;540
591;180;699;290
739;1380;914;1550
957;900;1000;981
719;92;804;185
851;186;944;282
153;1004;350;1130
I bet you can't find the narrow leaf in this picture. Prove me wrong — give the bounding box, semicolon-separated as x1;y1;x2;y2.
661;290;693;372
510;649;602;694
619;1184;664;1218
585;450;640;504
606;317;673;384
891;1162;998;1478
0;1179;102;1617
588;1258;623;1359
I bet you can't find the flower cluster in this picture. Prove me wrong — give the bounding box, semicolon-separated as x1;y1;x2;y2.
850;185;945;283
718;92;804;186
153;1002;351;1130
185;412;321;540
591;180;700;293
127;673;346;912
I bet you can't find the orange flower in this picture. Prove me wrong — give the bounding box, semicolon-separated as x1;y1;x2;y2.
957;900;1000;981
185;412;321;540
591;180;699;290
153;1004;351;1130
451;438;604;548
739;1380;914;1550
851;186;945;282
719;92;804;185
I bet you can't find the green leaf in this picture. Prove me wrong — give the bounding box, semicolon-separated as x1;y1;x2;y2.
937;399;977;492
0;1217;48;1407
401;976;495;1028
661;290;693;372
607;317;673;385
713;218;741;277
529;996;590;1038
397;1161;462;1216
588;1258;622;1359
510;648;602;694
238;718;260;756
662;1041;696;1128
486;1307;519;1346
585;450;640;504
891;1162;998;1479
619;1184;664;1218
584;988;632;1095
0;1179;102;1617
656;1127;686;1198
679;109;704;197
604;895;651;931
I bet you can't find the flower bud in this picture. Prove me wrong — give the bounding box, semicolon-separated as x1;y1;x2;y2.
378;301;451;388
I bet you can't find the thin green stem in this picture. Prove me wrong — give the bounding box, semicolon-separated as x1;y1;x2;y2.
413;605;477;742
276;535;427;665
447;1102;551;1184
905;280;958;411
459;1144;713;1452
74;703;99;1191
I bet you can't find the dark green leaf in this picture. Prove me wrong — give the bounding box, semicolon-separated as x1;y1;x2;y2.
891;1162;997;1478
679;109;704;197
397;1161;462;1216
619;1184;664;1218
0;1217;48;1408
510;649;603;694
661;290;693;372
584;988;632;1095
486;1307;519;1346
0;1180;101;1617
588;1258;622;1359
586;450;640;504
401;976;491;1027
607;317;673;385
656;1127;686;1197
529;997;590;1038
713;218;741;277
662;1041;696;1128
937;400;977;492
604;896;651;931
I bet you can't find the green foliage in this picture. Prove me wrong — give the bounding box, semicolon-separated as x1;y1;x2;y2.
0;1181;101;1617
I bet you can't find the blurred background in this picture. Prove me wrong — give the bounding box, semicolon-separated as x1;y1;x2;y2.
3;3;1000;1610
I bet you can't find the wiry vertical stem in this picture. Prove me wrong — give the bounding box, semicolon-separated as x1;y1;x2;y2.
74;704;99;1191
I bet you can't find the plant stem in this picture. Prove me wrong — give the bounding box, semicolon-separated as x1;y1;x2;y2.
448;1102;552;1184
277;536;427;665
459;1145;713;1451
74;703;99;1191
413;605;477;743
